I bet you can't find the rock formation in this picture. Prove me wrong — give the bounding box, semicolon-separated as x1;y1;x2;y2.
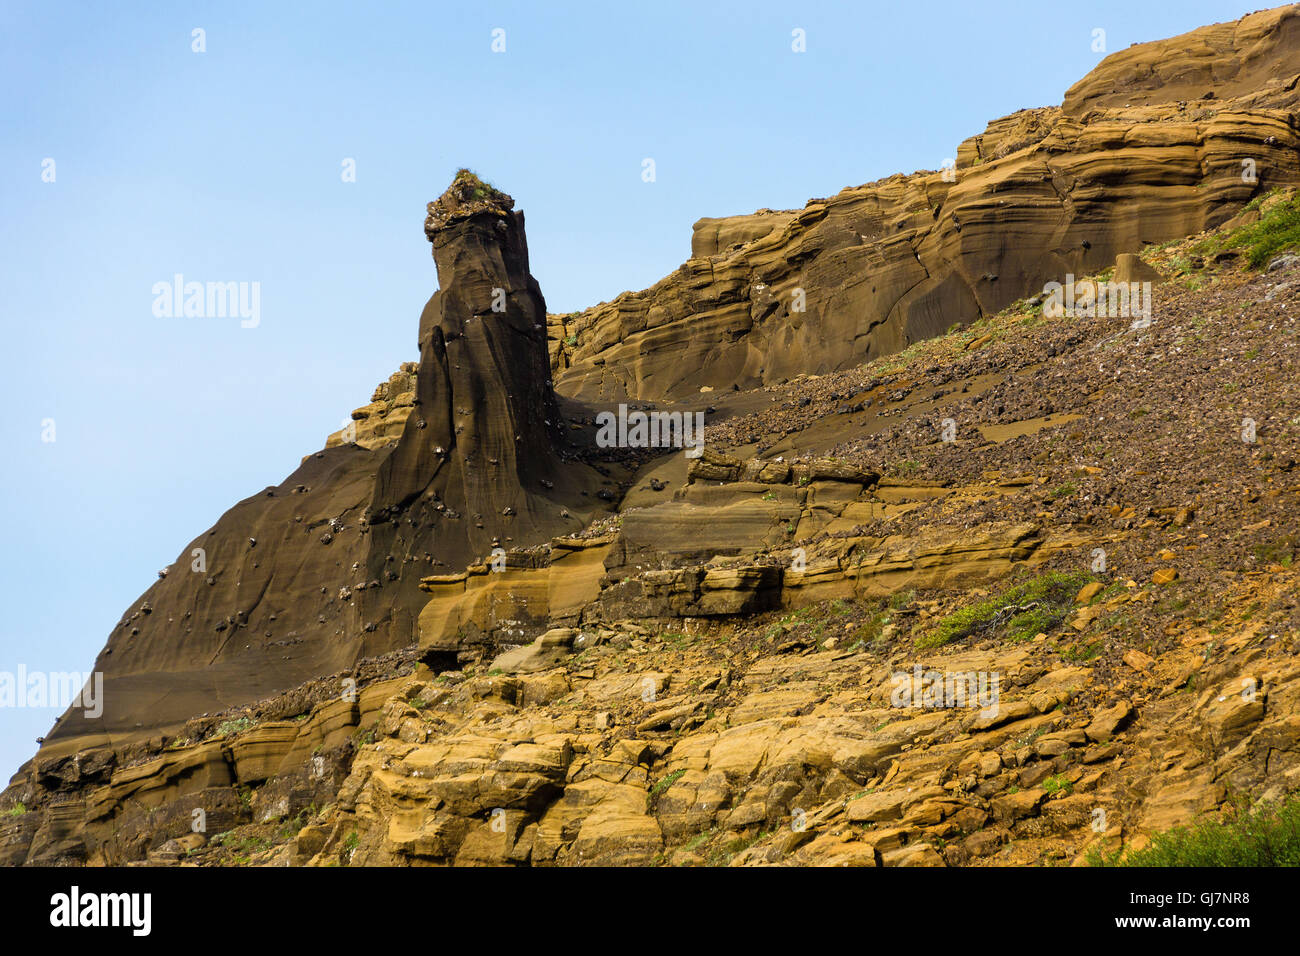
360;171;603;647
549;4;1300;401
6;7;1300;868
16;173;608;803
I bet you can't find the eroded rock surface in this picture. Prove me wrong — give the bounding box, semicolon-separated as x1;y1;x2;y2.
21;173;609;777
549;5;1300;401
7;8;1300;868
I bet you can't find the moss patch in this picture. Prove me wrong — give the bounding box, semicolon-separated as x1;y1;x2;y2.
918;570;1095;649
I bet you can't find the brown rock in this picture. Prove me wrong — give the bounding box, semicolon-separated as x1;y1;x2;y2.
1123;649;1156;672
990;789;1047;823
1085;701;1134;743
1075;581;1104;604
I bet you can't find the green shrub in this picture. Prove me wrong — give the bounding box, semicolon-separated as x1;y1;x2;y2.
919;570;1095;649
1042;775;1073;795
1092;794;1300;866
453;167;505;202
1222;191;1300;268
215;716;254;738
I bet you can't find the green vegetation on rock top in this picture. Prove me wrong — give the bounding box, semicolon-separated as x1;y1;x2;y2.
453;167;506;202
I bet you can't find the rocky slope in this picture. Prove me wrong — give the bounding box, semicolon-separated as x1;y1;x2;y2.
16;172;616;784
549;4;1300;401
4;7;1300;867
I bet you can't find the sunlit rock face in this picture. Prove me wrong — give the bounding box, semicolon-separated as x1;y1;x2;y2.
549;5;1300;402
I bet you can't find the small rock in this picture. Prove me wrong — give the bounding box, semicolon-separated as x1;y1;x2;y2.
1123;649;1155;672
1085;701;1134;743
1075;581;1104;604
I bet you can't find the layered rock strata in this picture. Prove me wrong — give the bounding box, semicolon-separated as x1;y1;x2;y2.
22;175;605;783
549;5;1300;401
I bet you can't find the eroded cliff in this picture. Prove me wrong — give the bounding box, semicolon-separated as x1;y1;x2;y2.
548;5;1300;401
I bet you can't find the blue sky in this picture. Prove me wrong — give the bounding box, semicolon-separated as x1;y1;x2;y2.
0;0;1266;779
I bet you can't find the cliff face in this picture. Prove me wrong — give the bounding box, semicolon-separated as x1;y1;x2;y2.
26;174;607;779
8;7;1300;869
548;4;1300;402
361;174;598;644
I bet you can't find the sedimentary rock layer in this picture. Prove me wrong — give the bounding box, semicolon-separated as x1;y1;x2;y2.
28;175;604;769
548;5;1300;402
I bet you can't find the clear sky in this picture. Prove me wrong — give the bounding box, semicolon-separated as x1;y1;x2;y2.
0;0;1269;780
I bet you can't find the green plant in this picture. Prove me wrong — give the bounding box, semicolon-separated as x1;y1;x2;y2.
452;167;505;202
3;803;27;817
919;570;1095;648
215;716;254;738
1254;535;1298;567
277;807;317;842
1042;775;1073;795
1091;793;1300;866
1061;638;1103;662
888;589;915;610
681;830;713;854
1221;190;1300;268
1048;480;1079;500
650;769;686;797
647;768;687;812
659;631;693;649
707;829;773;866
213;829;271;864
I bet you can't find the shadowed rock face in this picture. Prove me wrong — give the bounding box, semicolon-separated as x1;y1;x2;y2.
30;175;600;768
548;4;1300;402
362;175;588;634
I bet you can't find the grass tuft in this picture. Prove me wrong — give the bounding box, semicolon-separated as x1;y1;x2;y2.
453;167;506;202
1221;190;1300;268
918;570;1095;649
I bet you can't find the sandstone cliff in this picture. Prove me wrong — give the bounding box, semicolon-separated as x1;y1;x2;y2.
6;7;1300;869
19;173;612;790
549;5;1300;401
